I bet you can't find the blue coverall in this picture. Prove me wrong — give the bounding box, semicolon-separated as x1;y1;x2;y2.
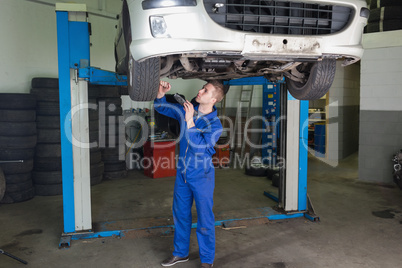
154;96;222;264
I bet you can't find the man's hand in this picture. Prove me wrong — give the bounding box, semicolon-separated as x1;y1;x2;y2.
183;100;195;128
157;81;171;99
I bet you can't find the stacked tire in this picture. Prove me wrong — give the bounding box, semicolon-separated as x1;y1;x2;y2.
30;78;105;196
31;78;64;196
365;0;402;33
90;86;127;180
0;93;37;203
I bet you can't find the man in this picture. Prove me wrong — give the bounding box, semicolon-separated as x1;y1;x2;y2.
154;80;224;268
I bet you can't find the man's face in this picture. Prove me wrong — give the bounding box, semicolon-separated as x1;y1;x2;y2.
195;83;216;105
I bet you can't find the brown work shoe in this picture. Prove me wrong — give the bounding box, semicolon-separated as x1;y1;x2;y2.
161;255;189;267
200;263;213;268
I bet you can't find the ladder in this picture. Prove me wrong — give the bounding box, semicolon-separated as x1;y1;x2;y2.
231;85;254;163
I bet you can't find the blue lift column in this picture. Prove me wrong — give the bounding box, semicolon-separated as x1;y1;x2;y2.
56;3;128;248
224;77;316;221
56;3;92;238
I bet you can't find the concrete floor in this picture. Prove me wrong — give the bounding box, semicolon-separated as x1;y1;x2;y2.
1;153;402;268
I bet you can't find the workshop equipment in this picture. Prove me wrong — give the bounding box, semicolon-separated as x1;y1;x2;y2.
213;143;230;168
143;140;176;178
0;249;28;265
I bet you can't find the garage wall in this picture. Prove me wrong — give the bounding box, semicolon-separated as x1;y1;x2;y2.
327;61;360;160
359;30;402;184
0;0;121;94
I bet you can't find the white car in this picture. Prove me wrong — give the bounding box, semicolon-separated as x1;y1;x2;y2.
115;0;369;101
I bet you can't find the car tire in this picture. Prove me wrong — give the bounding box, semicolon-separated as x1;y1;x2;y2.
245;164;269;177
0;187;35;204
0;159;34;174
365;19;402;33
36;115;60;129
104;170;127;180
0;109;36;122
0;148;35;161
369;7;402;23
33;171;62;185
286;58;336;100
34;183;62;196
370;0;402;9
34;157;62;171
31;77;59;88
0;135;37;149
127;55;160;101
0;94;36;110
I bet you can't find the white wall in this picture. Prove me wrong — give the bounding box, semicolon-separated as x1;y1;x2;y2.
326;61;360;160
0;0;229;112
359;30;402;184
0;0;121;94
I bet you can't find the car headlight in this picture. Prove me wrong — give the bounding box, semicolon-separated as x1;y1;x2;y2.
150;16;169;38
142;0;197;10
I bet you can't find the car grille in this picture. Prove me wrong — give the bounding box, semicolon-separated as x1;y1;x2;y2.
203;0;353;35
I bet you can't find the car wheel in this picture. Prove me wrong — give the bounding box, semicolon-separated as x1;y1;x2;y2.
286;58;336;100
127;54;160;101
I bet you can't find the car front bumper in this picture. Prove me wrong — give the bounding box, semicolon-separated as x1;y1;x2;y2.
128;0;368;64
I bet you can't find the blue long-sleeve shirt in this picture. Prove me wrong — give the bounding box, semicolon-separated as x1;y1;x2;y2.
154;96;222;180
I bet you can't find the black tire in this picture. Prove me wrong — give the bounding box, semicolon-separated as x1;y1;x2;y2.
0;148;35;160
32;171;62;185
0;122;36;136
0;94;36;110
0;109;36;122
102;148;125;162
37;128;61;144
91;175;103;186
0;135;37;149
128;55;160;101
0;168;5;201
91;162;105;177
104;161;126;172
366;19;402;33
370;0;402;9
37;101;60;116
0;187;34;204
266;167;280;180
90;150;102;165
34;157;62;171
36;115;60;129
89;130;99;143
35;144;61;158
272;173;279;188
245;164;269;177
34;183;62;196
88;85;121;98
4;173;32;184
104;170;127;180
369;7;402;23
30;87;59;102
286;58;336;100
31;77;59;88
89;109;99;121
0;159;34;175
6;180;33;193
89;120;99;131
